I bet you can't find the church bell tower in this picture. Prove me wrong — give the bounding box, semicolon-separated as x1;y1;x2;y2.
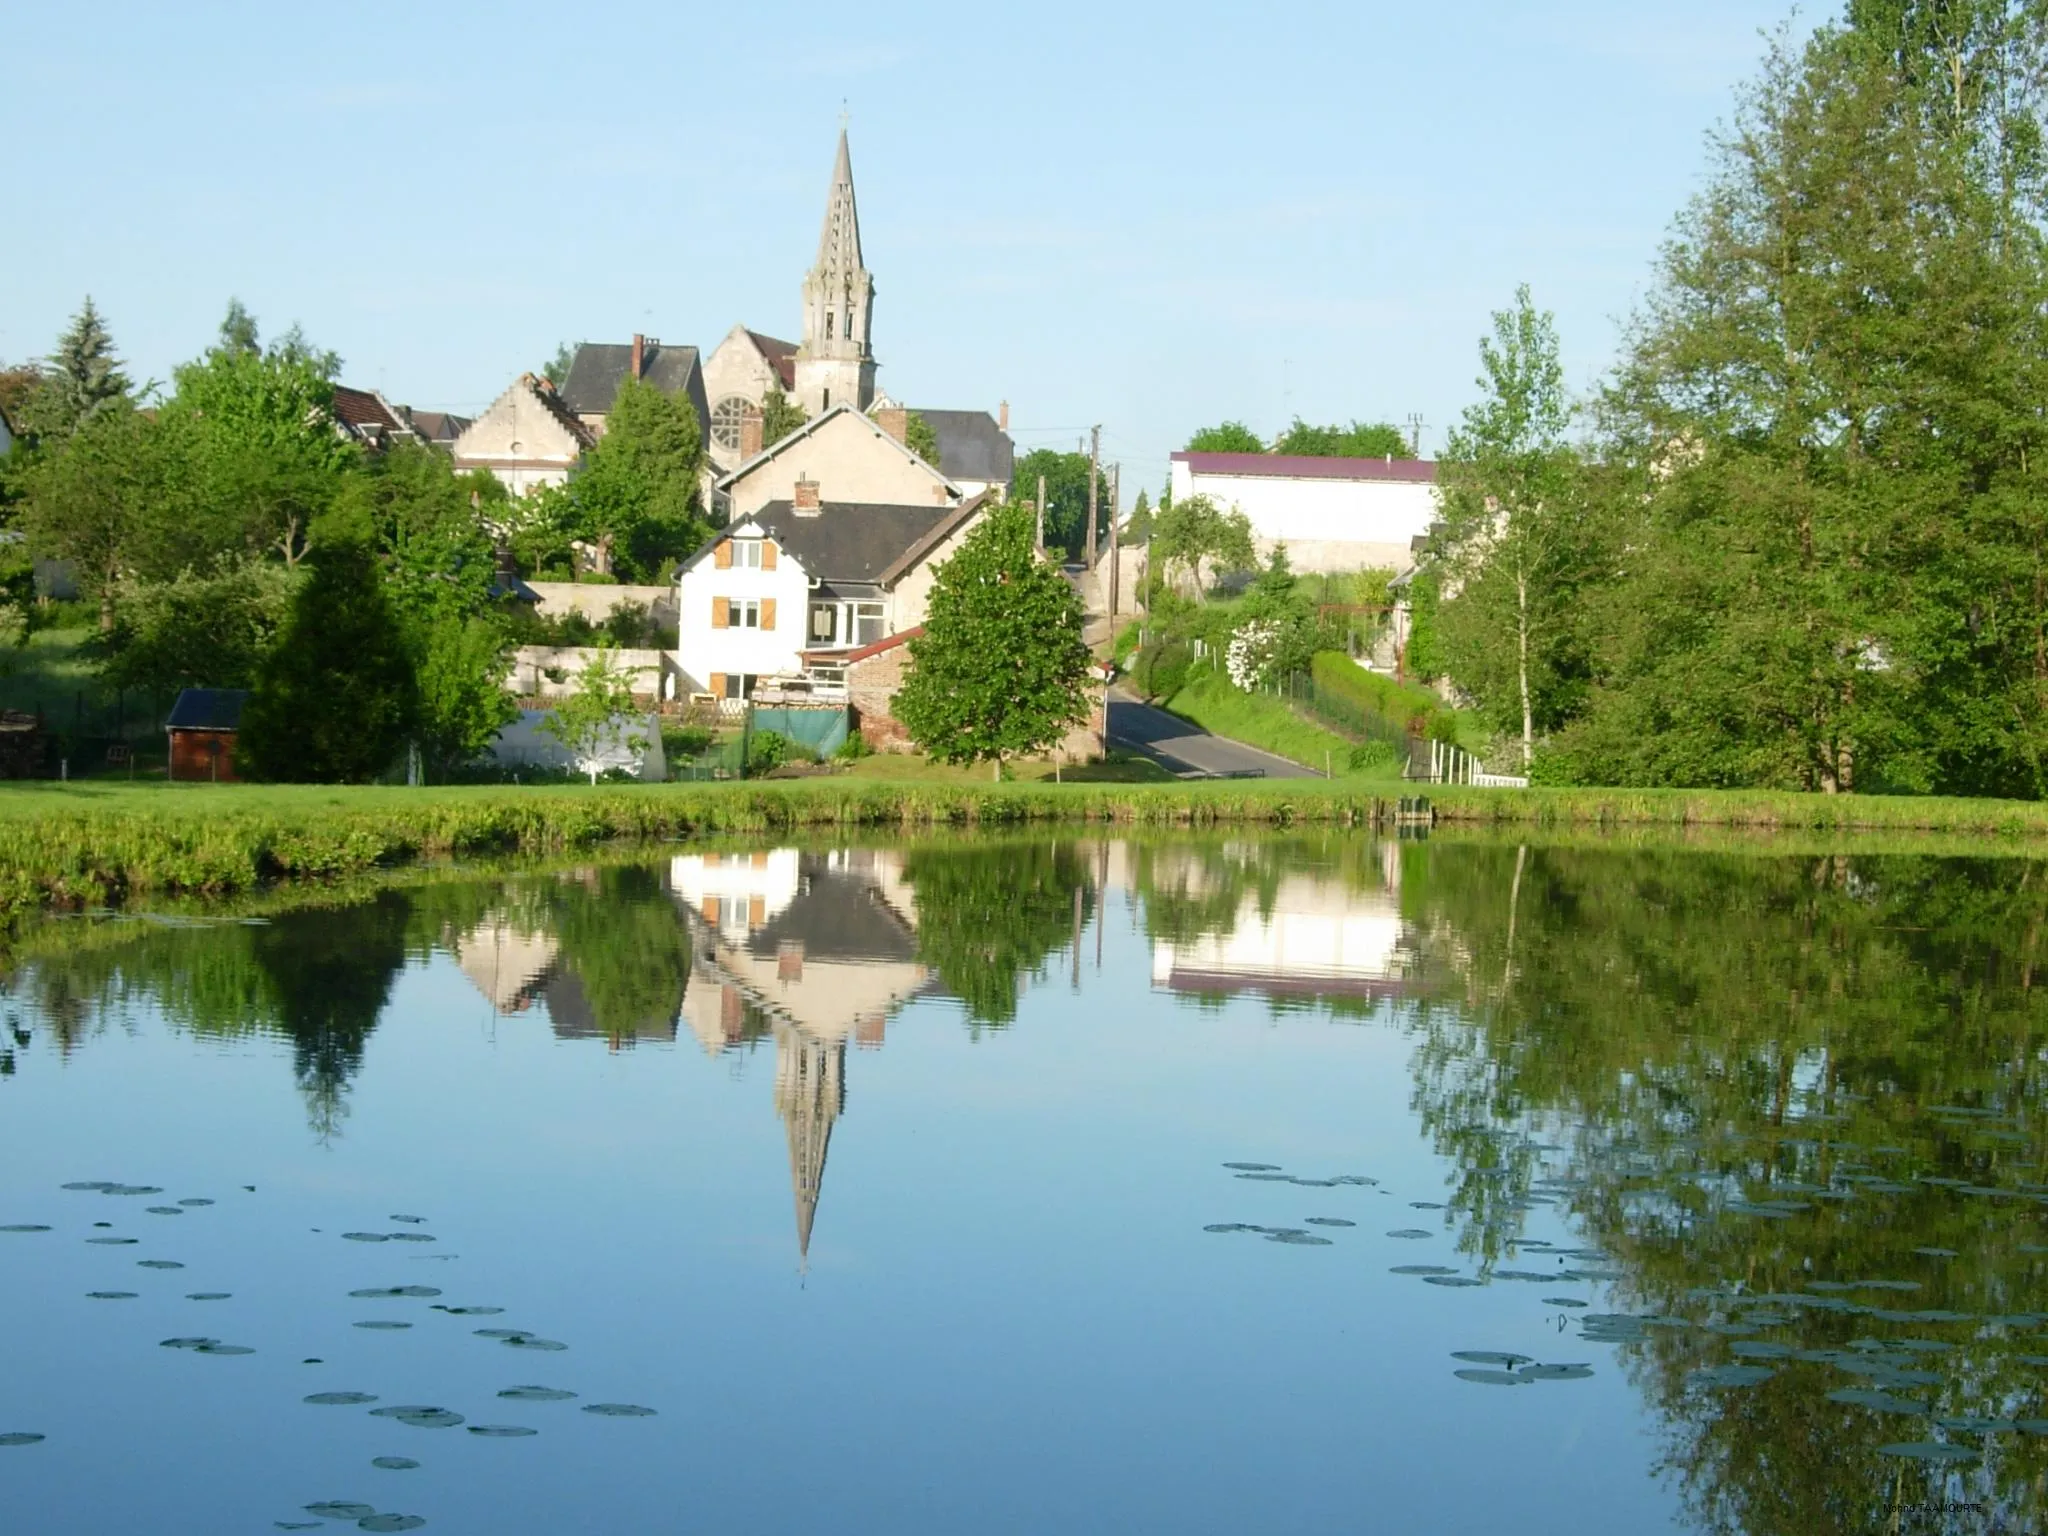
794;127;877;417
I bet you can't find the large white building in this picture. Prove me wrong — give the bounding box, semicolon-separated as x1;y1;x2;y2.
1167;451;1440;576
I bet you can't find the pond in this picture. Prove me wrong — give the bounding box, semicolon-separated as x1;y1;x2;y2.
2;833;2047;1534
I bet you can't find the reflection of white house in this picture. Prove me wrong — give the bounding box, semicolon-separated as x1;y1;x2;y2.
672;846;935;1263
454;919;559;1014
1149;843;1414;1000
1168;451;1440;576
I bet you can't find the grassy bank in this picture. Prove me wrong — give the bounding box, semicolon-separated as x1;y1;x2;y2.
3;778;2048;924
1157;671;1400;779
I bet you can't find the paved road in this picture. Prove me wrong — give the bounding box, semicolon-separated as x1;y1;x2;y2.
1106;690;1320;780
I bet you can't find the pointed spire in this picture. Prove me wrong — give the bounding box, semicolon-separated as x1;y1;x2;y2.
774;1026;844;1264
814;126;864;275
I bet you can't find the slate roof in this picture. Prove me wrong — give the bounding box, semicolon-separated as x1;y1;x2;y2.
1173;451;1438;484
913;408;1013;486
556;342;710;433
405;409;471;444
708;495;986;588
747;331;798;390
745;862;917;965
166;688;248;732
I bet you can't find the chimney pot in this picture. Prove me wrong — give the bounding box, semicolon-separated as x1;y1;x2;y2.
631;333;645;381
999;399;1010;432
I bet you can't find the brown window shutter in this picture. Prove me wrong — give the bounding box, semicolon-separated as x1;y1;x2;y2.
714;541;732;569
711;597;728;629
761;598;777;630
709;672;726;698
762;540;778;571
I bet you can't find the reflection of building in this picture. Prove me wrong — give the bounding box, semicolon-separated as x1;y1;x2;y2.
672;847;934;1262
451;898;683;1046
454;920;559;1014
1148;842;1416;1001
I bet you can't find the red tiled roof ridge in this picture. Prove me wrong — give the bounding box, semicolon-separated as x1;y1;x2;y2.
1173;450;1437;483
803;626;922;665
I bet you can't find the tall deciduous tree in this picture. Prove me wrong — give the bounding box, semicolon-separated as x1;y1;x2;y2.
895;501;1092;774
238;542;418;782
15;400;168;629
1273;418;1411;458
1184;421;1264;454
905;410;941;466
1009;448;1109;559
1151;492;1255;596
1434;287;1591;769
540;644;648;783
561;375;708;580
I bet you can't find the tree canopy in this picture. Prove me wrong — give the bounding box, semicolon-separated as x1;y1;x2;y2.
1272;418;1411;458
1009;447;1108;559
1184;421;1264;454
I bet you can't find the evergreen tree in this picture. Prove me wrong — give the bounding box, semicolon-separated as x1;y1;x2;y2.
895;501;1092;773
238;542;418;782
26;298;130;437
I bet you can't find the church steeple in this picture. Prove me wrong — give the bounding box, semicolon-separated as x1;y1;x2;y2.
774;1024;845;1266
795;126;877;417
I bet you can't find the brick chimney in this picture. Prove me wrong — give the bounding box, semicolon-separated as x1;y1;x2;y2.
740;405;763;460
794;476;822;515
999;399;1010;432
630;333;645;381
875;406;908;444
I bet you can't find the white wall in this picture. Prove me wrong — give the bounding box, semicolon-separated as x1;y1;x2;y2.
1169;463;1439;575
508;646;670;699
676;526;811;689
452;378;585;497
523;583;677;629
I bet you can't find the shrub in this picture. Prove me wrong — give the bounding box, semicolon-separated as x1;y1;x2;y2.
1348;739;1398;773
746;729;801;773
1135;640;1192;701
660;724;712;761
833;731;873;761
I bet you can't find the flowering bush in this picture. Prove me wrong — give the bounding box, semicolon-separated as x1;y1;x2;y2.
1226;619;1282;690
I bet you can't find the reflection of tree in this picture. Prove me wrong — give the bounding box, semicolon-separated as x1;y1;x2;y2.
1399;843;2048;1536
539;865;690;1043
901;841;1092;1028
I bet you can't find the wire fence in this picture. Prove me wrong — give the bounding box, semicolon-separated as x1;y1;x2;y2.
1270;671;1412;754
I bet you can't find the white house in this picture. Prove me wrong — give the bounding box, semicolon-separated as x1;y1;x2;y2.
1168;451;1440;575
675;488;989;703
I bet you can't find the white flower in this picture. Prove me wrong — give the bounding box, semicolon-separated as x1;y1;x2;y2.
1226;620;1281;690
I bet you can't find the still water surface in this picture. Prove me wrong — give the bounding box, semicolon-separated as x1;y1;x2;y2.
3;834;2047;1534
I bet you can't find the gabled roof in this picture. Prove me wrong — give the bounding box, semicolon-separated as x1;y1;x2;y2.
404;409;471;445
746;331;798;390
329;384;411;447
1173;451;1438;484
166;688;248;731
557;341;709;429
690;494;988;590
913;408;1014;485
713;402;961;497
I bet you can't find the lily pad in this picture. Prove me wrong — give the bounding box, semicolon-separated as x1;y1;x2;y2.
465;1424;537;1438
385;1234;435;1244
498;1387;577;1402
62;1181;117;1191
1304;1218;1356;1228
583;1403;657;1417
1453;1369;1526;1385
502;1337;567;1352
137;1260;185;1270
1386;1229;1433;1240
353;1322;413;1331
306;1393;380;1406
1517;1363;1594;1381
369;1407;463;1429
341;1233;389;1243
431;1306;503;1317
1545;1297;1589;1308
1265;1231;1333;1246
358;1517;425;1532
0;1433;45;1446
350;1287;442;1300
144;1207;183;1216
1424;1275;1485;1287
86;1291;138;1300
1730;1341;1797;1359
177;1199;213;1207
0;1224;51;1233
160;1337;219;1350
388;1215;428;1225
1202;1224;1256;1234
1451;1351;1533;1367
1390;1265;1458;1276
473;1329;528;1340
1937;1416;2018;1433
195;1343;254;1356
370;1458;419;1471
85;1237;137;1245
1827;1388;1930;1414
305;1502;376;1521
1877;1441;1979;1464
1222;1163;1280;1172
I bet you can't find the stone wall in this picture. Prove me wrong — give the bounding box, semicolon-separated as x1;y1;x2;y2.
523;583;678;630
509;646;673;701
846;639;914;750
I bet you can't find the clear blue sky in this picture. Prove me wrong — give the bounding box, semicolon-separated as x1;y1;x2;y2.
2;0;1815;492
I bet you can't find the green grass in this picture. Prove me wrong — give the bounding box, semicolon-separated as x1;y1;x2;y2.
842;752;1176;785
1158;670;1402;780
1;777;2048;928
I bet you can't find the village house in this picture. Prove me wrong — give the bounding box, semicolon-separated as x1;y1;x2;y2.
673;487;990;711
451;373;594;495
554;334;710;443
1168;451;1441;576
713;402;961;524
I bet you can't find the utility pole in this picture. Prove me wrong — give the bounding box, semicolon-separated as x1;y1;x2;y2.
1036;473;1047;556
1106;463;1121;622
1084;424;1101;568
1406;413;1426;458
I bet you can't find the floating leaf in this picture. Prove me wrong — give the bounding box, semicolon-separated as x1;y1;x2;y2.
137;1260;185;1270
160;1337;218;1350
0;1224;51;1233
1730;1341;1796;1359
1878;1442;1979;1463
194;1344;254;1356
144;1207;183;1216
473;1329;527;1340
306;1393;380;1406
358;1517;425;1532
1390;1265;1458;1276
370;1458;419;1471
388;1215;428;1225
385;1234;435;1244
85;1237;137;1246
466;1425;536;1438
369;1407;463;1429
1221;1163;1280;1172
1691;1364;1776;1388
1265;1232;1333;1246
1304;1218;1355;1228
0;1433;45;1447
1826;1388;1930;1414
1545;1297;1589;1308
502;1337;567;1352
430;1306;502;1317
1937;1416;2018;1433
1453;1369;1526;1385
1386;1229;1433;1240
62;1182;117;1192
582;1404;657;1417
304;1503;375;1521
1424;1276;1485;1288
350;1287;441;1300
341;1234;389;1244
1517;1364;1594;1381
186;1293;231;1302
177;1199;213;1207
1233;1173;1293;1182
1451;1351;1533;1368
1202;1224;1256;1234
85;1291;138;1300
498;1387;576;1403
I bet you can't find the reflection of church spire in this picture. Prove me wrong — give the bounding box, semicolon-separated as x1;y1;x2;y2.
773;1024;845;1265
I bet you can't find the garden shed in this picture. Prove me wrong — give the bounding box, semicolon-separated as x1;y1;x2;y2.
165;689;248;782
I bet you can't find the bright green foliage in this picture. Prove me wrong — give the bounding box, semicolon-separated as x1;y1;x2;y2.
533;376;708;581
101;558;297;697
760;386;807;446
1184;421;1264;454
1434;287;1593;768
895;501;1092;768
905;410;941;466
539;644;648;783
1009;448;1108;558
1233;545;1319;682
901;841;1093;1027
1403;568;1444;683
161;308;352;565
1151;492;1255;595
1273;418;1410;458
21;298;130;437
238;543;418;783
414;615;517;777
324;441;497;626
15;401;171;628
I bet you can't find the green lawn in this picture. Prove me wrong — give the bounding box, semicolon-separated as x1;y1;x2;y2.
1157;670;1404;781
842;751;1176;785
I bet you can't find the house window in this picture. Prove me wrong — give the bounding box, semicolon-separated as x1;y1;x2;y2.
726;599;760;629
722;673;757;700
731;538;763;569
855;602;885;645
809;604;838;643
